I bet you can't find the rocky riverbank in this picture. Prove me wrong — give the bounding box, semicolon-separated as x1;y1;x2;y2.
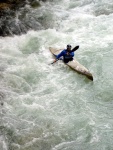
0;0;47;36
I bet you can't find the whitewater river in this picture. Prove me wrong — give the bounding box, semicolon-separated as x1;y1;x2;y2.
0;0;113;150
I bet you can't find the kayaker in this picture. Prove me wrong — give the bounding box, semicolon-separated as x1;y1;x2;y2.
54;44;74;63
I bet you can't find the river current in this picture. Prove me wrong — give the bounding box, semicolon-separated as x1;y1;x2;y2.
0;0;113;150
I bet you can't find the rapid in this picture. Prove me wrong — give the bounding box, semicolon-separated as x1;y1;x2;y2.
0;0;113;150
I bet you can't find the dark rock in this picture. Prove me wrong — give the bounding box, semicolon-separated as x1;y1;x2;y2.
0;0;47;36
0;3;12;10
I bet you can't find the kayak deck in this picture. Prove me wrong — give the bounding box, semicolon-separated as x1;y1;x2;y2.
49;47;93;81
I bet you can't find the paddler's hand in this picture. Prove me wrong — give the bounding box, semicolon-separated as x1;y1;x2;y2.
54;59;57;63
50;59;58;64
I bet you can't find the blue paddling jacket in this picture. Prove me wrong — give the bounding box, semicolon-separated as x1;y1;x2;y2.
56;49;74;63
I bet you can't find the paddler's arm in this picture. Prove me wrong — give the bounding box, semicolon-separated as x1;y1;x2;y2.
50;50;65;64
70;52;74;57
54;50;65;62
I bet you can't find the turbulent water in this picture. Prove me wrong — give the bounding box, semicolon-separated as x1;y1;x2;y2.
0;0;113;150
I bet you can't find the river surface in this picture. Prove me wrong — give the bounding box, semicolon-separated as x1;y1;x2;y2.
0;0;113;150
